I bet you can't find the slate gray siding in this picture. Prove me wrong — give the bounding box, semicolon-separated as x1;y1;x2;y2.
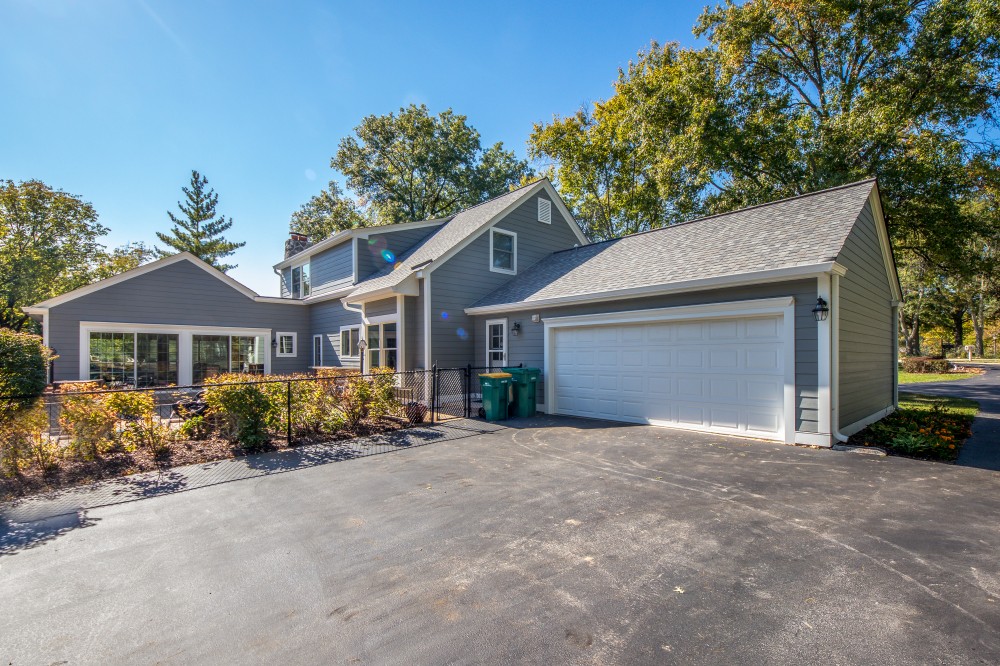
837;201;895;428
472;280;820;432
356;227;438;281
310;242;354;295
405;292;423;370
365;297;397;318
309;300;363;368
47;260;309;381
430;192;582;368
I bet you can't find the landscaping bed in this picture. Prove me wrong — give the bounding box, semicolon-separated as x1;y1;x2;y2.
0;419;407;502
847;392;978;462
0;369;428;502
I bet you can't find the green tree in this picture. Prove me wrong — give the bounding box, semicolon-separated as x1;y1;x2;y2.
156;170;245;271
332;104;533;223
0;180;107;331
529;0;999;259
289;180;367;241
93;242;155;281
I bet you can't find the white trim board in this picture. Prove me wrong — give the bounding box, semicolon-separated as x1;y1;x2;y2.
465;263;846;315
273;218;447;271
29;253;305;311
868;184;904;303
79;322;273;385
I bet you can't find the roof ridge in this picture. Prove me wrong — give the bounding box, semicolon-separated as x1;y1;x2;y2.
551;178;876;255
447;177;546;217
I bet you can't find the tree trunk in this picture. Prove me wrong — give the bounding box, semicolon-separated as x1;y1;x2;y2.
951;308;965;352
971;287;987;358
900;309;921;356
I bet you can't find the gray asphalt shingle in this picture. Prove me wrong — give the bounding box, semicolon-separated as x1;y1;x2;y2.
470;179;877;309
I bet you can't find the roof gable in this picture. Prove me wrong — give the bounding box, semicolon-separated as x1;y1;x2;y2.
25;252;300;312
345;179;587;300
468;180;879;311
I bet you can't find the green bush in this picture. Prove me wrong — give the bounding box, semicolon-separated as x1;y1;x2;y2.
202;374;282;451
106;390;155;421
901;356;952;374
58;386;118;460
0;400;53;476
0;329;55;403
178;415;209;440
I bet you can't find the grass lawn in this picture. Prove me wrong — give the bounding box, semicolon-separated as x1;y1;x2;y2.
898;371;979;384
849;391;978;461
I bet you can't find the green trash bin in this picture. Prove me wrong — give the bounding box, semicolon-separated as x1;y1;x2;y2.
478;372;512;421
502;367;540;418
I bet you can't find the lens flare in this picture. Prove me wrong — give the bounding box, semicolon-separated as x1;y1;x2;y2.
440;311;449;319
381;249;395;263
456;327;468;340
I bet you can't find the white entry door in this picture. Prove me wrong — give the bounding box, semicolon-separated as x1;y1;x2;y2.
550;315;788;440
486;318;507;369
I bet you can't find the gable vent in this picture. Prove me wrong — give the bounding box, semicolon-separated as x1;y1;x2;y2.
537;198;552;224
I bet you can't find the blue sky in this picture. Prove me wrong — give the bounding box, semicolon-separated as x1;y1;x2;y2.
1;1;706;295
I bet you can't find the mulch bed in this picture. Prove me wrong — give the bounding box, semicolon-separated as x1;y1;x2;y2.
0;419;409;503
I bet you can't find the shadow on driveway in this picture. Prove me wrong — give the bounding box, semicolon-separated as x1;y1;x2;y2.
0;419;508;555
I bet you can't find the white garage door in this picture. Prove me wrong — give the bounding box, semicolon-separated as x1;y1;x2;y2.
551;315;787;440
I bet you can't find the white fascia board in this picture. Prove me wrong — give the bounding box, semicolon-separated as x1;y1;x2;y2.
254;296;307;306
273;230;352;270
341;275;419;304
21;306;46;315
301;284;357;304
465;263;844;316
868;184;904;303
423;181;548;277
273;219;449;271
354;218;446;239
30;253;262;309
540;296;795;329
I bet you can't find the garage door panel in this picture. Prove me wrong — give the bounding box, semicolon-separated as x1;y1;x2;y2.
553;314;786;441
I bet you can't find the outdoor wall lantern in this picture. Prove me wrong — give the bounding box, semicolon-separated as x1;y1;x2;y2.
511;321;522;337
271;334;278;350
812;297;830;322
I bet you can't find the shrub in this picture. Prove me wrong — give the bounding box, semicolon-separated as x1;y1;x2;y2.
0;329;56;405
106;390;155;421
202;374;282;451
120;419;174;458
901;357;952;374
338;374;374;428
0;400;51;476
178;415;209;440
59;386;117;459
369;367;401;419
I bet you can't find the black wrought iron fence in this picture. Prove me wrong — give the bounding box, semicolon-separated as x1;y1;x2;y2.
0;364;535;461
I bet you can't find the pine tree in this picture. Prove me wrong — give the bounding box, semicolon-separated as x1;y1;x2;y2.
156;170;245;272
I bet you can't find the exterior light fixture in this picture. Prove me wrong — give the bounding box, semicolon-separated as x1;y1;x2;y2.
812;297;830;322
511;322;522;337
358;338;368;373
271;335;278;350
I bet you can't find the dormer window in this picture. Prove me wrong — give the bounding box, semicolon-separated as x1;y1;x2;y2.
490;229;517;275
290;262;310;298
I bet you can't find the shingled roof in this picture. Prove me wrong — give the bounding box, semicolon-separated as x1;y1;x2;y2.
346;180;549;300
468;179;879;311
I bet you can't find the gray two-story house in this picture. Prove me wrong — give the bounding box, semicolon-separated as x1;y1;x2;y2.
25;178;900;447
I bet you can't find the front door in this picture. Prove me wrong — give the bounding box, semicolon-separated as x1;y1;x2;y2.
486;318;507;369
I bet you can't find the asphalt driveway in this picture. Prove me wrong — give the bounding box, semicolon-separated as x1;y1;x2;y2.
3;416;1000;664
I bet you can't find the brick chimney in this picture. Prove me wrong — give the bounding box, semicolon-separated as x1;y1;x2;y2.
284;232;310;259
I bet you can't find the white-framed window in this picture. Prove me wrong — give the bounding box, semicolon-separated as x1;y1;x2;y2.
312;334;323;367
538;197;552;224
276;331;297;357
490;228;517;275
290;262;311;298
366;321;398;371
339;325;361;359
